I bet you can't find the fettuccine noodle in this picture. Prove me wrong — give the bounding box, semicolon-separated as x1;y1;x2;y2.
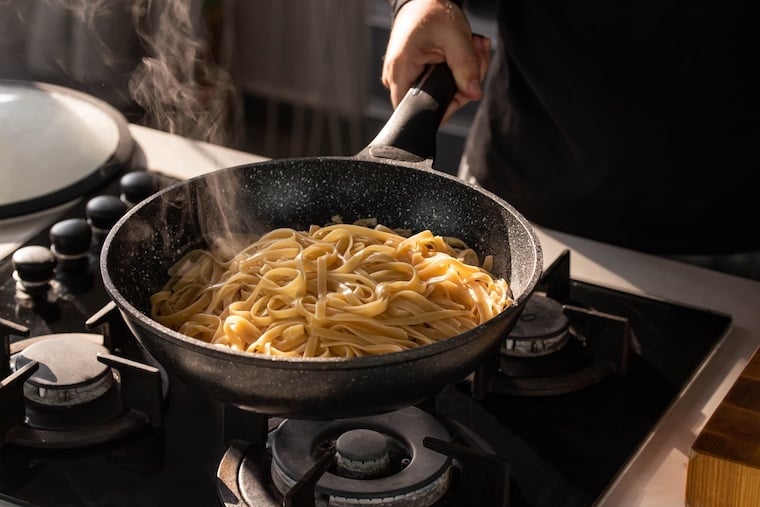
150;220;513;358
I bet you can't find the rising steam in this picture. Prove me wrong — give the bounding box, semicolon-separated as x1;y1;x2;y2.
128;0;240;146
1;0;240;146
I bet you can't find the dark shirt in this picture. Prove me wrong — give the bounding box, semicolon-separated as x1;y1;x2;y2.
394;0;760;255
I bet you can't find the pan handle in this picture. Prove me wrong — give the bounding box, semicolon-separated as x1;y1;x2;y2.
358;63;457;166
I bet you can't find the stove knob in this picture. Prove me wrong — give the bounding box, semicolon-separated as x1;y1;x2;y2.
50;218;92;273
86;195;128;239
12;245;57;295
120;171;158;207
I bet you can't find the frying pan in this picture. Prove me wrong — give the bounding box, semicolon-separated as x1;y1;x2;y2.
101;65;543;419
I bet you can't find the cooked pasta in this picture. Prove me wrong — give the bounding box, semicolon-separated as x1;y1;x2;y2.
149;220;513;358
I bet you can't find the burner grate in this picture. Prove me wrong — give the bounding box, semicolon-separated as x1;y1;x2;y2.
0;304;166;449
473;250;632;397
216;404;510;507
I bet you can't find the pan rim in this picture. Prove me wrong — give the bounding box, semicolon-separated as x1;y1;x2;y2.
101;156;543;369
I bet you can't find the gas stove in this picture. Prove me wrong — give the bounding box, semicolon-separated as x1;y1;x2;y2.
0;161;733;506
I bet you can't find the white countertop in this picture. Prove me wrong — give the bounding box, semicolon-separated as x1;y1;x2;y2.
4;124;760;506
534;228;760;506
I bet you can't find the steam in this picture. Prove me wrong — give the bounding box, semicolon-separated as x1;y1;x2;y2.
1;0;240;146
41;0;108;24
0;0;251;255
124;1;249;249
128;0;240;146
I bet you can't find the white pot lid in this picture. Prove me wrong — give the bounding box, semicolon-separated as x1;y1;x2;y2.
0;80;138;218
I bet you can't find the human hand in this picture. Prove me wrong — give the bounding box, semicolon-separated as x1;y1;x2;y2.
381;0;491;123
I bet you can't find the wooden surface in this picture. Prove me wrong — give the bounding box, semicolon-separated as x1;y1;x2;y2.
686;346;760;506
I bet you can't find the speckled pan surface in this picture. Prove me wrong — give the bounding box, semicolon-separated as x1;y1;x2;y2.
102;63;543;418
101;156;542;418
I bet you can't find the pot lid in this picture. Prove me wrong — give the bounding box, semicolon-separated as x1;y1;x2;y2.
0;80;138;218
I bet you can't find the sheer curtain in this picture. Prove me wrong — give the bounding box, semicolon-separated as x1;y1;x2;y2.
227;0;370;157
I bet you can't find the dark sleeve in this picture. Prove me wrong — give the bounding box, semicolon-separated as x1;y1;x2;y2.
389;0;465;23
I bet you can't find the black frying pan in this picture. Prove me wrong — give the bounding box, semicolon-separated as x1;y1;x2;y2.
101;65;543;419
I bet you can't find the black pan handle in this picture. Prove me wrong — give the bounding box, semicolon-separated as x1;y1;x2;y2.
358;63;458;166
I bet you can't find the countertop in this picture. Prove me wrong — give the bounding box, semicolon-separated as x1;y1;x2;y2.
4;124;760;506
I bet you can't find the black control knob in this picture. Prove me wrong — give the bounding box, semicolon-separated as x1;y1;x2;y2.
120;171;158;207
12;245;57;295
86;195;128;234
50;218;92;272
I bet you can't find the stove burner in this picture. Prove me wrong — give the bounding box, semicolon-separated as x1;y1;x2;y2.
472;251;632;397
233;407;452;506
12;334;113;407
1;324;166;449
489;300;631;396
503;295;570;357
334;429;392;479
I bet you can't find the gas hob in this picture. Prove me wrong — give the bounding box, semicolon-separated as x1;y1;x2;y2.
0;160;733;506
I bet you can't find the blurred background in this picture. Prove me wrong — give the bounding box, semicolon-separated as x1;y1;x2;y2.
0;0;496;175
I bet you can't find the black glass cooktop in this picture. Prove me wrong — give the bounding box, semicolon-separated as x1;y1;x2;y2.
0;178;733;506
